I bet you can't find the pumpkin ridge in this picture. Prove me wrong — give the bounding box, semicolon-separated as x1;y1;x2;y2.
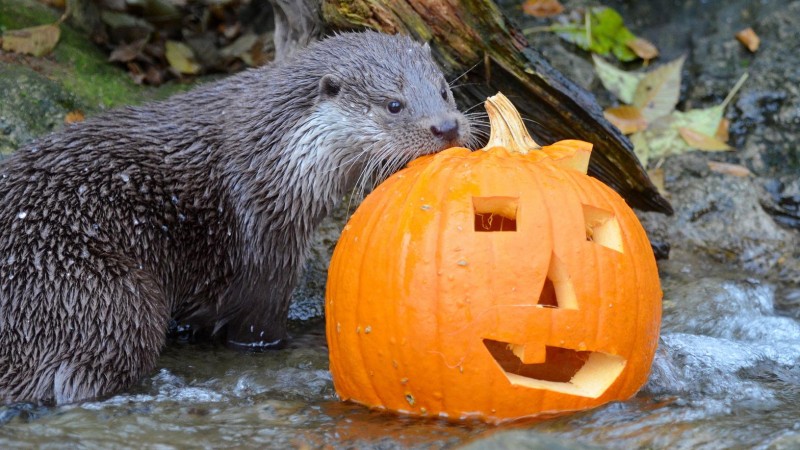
396;157;457;415
600;180;660;395
431;158;470;418
356;173;412;408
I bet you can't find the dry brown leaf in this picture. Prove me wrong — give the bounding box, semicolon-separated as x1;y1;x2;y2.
626;37;659;60
1;24;61;57
715;118;730;142
109;39;148;63
604;105;648;134
64;110;85;124
735;27;760;52
522;0;564;18
633;56;685;123
677;127;732;151
707;161;751;177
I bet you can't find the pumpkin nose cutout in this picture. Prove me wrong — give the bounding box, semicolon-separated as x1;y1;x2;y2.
431;120;460;142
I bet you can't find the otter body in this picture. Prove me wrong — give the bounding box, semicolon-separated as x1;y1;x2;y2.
0;32;470;404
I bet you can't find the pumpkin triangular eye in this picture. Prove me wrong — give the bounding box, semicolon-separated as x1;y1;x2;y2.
583;204;623;253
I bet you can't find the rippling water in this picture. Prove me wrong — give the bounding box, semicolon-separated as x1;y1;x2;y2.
2;252;799;449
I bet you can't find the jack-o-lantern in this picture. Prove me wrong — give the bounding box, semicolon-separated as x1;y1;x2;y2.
325;93;662;423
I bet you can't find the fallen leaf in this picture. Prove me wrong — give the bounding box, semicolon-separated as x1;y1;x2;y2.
165;40;201;75
707;161;751;177
109;39;148;63
636;115;686;160
735;27;760;52
1;24;61;57
677;127;732;151
626;37;659;60
672;106;724;136
647;167;666;195
604;105;648;134
555;7;639;62
715;118;730;142
592;54;643;104
633;56;685;123
64;110;85;124
630;131;651;167
522;0;564;18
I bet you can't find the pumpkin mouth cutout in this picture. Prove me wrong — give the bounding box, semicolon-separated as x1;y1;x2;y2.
483;339;626;398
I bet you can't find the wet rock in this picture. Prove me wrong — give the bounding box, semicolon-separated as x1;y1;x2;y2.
761;176;800;231
767;432;800;450
656;153;799;280
691;1;800;177
289;203;348;322
460;430;600;450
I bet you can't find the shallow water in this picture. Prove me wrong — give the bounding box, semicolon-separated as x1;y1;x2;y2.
2;253;799;449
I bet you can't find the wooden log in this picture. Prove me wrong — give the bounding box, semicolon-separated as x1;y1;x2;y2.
272;0;672;214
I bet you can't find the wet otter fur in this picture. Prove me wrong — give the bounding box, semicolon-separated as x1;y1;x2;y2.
0;31;472;405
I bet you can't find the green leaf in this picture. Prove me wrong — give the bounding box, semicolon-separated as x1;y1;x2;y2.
554;6;648;62
592;55;643;104
671;105;724;136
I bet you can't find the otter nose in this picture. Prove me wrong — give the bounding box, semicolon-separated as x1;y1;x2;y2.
431;120;460;142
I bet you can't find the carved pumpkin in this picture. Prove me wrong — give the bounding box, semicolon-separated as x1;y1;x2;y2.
326;93;662;423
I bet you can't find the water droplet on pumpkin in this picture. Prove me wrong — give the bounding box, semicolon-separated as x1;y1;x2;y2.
400;378;409;384
457;260;468;267
420;204;431;211
364;326;372;334
356;326;361;334
578;342;587;351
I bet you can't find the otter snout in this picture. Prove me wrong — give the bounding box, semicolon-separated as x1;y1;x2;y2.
430;119;460;143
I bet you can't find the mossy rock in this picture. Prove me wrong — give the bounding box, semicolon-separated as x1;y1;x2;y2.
0;0;187;153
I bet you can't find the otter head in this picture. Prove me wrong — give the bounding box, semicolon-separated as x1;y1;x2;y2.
307;31;474;193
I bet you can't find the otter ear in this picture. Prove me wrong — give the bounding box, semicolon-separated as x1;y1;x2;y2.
320;74;342;99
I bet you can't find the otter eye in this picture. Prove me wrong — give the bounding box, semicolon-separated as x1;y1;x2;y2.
387;100;403;114
440;87;448;101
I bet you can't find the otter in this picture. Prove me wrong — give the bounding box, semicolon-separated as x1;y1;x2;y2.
0;31;472;405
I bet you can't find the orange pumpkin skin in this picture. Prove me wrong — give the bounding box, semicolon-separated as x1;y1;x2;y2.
326;134;662;422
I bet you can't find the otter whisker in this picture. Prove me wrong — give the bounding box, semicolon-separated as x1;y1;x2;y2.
448;60;482;87
521;117;545;128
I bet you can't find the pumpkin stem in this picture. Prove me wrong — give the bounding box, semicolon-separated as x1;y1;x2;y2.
484;93;542;154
